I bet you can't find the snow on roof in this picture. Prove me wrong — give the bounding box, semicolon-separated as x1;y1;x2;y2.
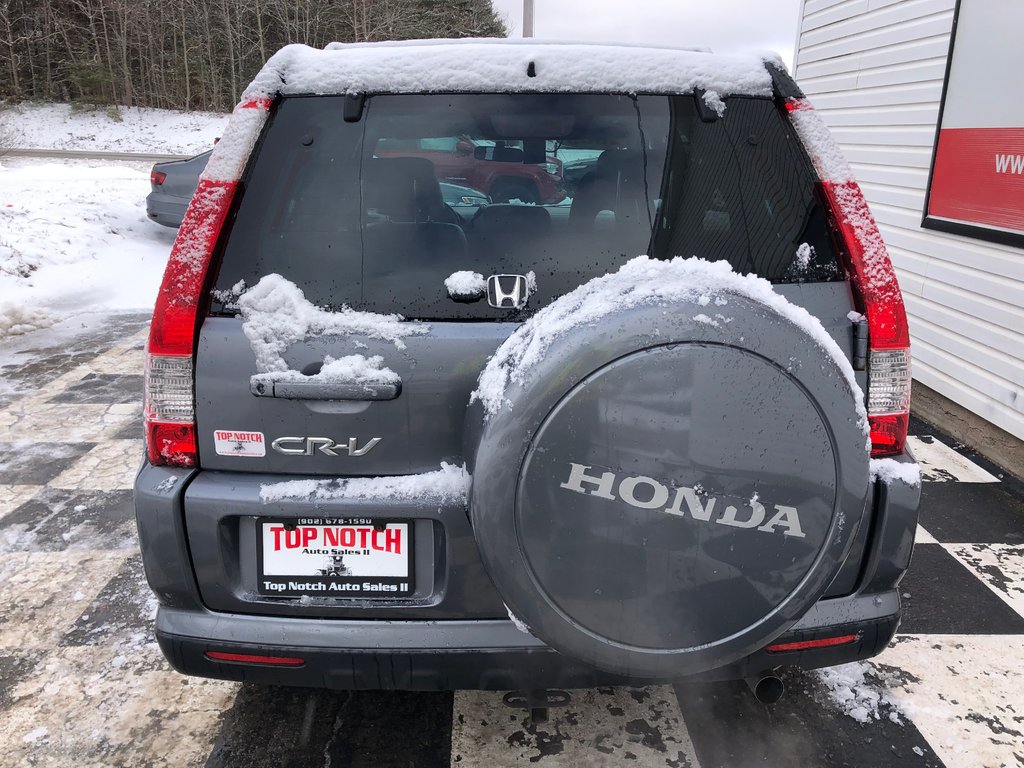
203;40;776;182
240;40;774;102
325;38;715;54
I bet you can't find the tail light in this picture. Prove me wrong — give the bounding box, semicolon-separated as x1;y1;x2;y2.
151;170;167;186
767;634;858;653
144;98;271;468
144;179;237;467
786;99;911;457
205;651;305;666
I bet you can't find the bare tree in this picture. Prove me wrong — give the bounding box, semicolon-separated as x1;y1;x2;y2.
0;0;509;112
0;109;22;156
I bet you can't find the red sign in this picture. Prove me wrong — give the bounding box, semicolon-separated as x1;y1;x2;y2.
925;0;1024;242
929;128;1024;233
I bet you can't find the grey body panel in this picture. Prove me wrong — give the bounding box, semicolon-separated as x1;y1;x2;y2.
139;451;919;689
182;469;506;619
195;318;518;476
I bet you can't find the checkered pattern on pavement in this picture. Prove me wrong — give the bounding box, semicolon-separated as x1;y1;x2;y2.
0;318;1022;768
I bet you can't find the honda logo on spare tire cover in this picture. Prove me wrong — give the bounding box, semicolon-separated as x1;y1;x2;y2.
487;274;529;309
469;293;870;680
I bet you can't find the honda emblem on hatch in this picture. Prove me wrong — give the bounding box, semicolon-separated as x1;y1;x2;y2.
487;274;530;309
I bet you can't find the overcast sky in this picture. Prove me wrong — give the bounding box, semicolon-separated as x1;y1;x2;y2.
490;0;802;70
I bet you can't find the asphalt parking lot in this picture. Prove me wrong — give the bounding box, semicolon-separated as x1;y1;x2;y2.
0;315;1022;768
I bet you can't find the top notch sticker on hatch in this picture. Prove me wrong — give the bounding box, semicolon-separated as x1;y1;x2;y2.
214;430;266;457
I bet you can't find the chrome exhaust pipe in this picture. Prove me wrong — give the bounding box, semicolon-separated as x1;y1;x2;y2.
746;675;785;704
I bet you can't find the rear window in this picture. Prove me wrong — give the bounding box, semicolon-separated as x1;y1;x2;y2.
213;93;840;319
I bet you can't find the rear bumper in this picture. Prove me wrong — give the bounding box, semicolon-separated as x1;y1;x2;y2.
136;451;920;690
155;596;899;690
145;191;187;227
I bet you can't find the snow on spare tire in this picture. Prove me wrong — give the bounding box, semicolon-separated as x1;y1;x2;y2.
469;256;871;679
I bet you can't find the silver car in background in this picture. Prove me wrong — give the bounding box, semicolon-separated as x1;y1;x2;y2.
147;150;490;228
146;150;212;228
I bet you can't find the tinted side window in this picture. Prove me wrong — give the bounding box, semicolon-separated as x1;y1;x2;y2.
654;97;839;282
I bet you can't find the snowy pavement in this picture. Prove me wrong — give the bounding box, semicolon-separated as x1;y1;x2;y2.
0;317;1022;767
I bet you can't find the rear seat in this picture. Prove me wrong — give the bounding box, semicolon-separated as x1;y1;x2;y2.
466;204;554;273
362;157;468;279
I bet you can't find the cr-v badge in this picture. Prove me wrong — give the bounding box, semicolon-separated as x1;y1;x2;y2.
271;437;381;457
487;274;530;309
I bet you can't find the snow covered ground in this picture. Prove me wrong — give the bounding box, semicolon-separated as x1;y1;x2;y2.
0;159;174;339
3;102;228;155
0;102;230;340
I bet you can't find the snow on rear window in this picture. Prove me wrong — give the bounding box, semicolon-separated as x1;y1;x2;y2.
471;255;868;435
241;41;774;103
795;243;814;271
444;271;486;299
236;274;428;374
260;462;470;505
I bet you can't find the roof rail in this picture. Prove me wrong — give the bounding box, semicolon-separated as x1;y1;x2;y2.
323;38;713;54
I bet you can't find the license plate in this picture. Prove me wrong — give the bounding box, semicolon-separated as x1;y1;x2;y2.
257;518;414;597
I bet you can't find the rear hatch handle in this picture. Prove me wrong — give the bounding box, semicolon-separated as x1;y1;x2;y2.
250;380;401;401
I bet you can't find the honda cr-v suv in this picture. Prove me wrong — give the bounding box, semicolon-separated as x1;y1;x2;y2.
135;40;921;693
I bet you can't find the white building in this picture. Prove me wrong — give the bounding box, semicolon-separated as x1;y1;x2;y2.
793;0;1024;473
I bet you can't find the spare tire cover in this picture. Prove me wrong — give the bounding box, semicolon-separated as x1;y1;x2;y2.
470;293;869;679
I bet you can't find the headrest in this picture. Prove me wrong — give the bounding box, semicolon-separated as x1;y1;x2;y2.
364;157;446;222
594;149;646;181
471;204;552;235
491;145;525;163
